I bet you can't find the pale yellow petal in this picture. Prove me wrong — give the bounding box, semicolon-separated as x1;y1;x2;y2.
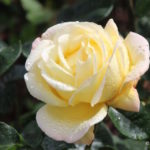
41;71;76;92
76;126;94;145
107;86;140;112
24;71;67;106
105;19;119;44
25;40;52;71
124;32;150;84
36;104;107;143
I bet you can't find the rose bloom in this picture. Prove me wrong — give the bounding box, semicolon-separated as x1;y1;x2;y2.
24;19;150;145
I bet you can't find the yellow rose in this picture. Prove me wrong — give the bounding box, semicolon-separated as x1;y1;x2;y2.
24;19;150;145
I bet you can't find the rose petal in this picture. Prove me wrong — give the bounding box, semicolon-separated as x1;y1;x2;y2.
24;72;67;106
25;40;52;71
41;71;76;92
75;126;94;145
105;19;119;44
124;32;150;84
36;104;107;143
32;37;41;49
107;85;140;112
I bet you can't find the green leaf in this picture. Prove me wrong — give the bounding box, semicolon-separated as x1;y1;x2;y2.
22;121;43;148
3;65;26;82
22;42;32;58
114;137;149;150
119;104;150;138
57;0;114;22
0;44;21;76
0;83;17;114
41;136;75;150
108;107;148;140
95;123;114;146
21;0;53;25
0;122;22;150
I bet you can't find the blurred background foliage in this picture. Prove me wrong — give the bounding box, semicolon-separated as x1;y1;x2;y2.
0;0;150;150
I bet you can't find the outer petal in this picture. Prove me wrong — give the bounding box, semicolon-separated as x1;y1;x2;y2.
124;32;150;83
25;40;52;71
107;85;140;112
24;72;67;106
75;126;94;145
36;104;107;143
105;19;119;44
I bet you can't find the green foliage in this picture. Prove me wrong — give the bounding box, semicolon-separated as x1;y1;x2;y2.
57;0;114;22
21;0;53;25
22;121;43;148
108;107;148;140
0;122;23;150
22;42;32;58
41;136;75;150
0;44;22;76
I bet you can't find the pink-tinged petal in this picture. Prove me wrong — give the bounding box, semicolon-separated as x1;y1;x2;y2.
107;86;140;112
75;126;94;145
124;32;150;84
36;104;107;143
25;40;52;71
32;37;41;49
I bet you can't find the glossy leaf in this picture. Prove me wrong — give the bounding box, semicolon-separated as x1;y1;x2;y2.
22;121;43;148
0;45;21;76
22;42;32;58
0;122;22;150
108;107;148;140
41;136;75;150
95;123;114;147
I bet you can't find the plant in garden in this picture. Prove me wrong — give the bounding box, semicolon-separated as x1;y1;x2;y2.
24;19;150;145
0;0;150;150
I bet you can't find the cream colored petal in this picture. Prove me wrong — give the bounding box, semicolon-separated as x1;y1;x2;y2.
58;46;71;71
105;19;119;44
75;55;94;86
24;72;67;106
69;67;106;106
32;37;41;49
107;86;140;112
91;40;123;106
124;32;150;84
36;104;107;143
41;71;76;92
25;40;52;71
75;126;94;145
42;22;79;40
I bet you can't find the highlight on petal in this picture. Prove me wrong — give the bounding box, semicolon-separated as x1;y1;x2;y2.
41;71;76;92
75;126;94;145
36;104;107;143
105;19;119;44
24;72;67;106
107;85;140;112
25;40;52;71
124;32;150;84
42;22;79;40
